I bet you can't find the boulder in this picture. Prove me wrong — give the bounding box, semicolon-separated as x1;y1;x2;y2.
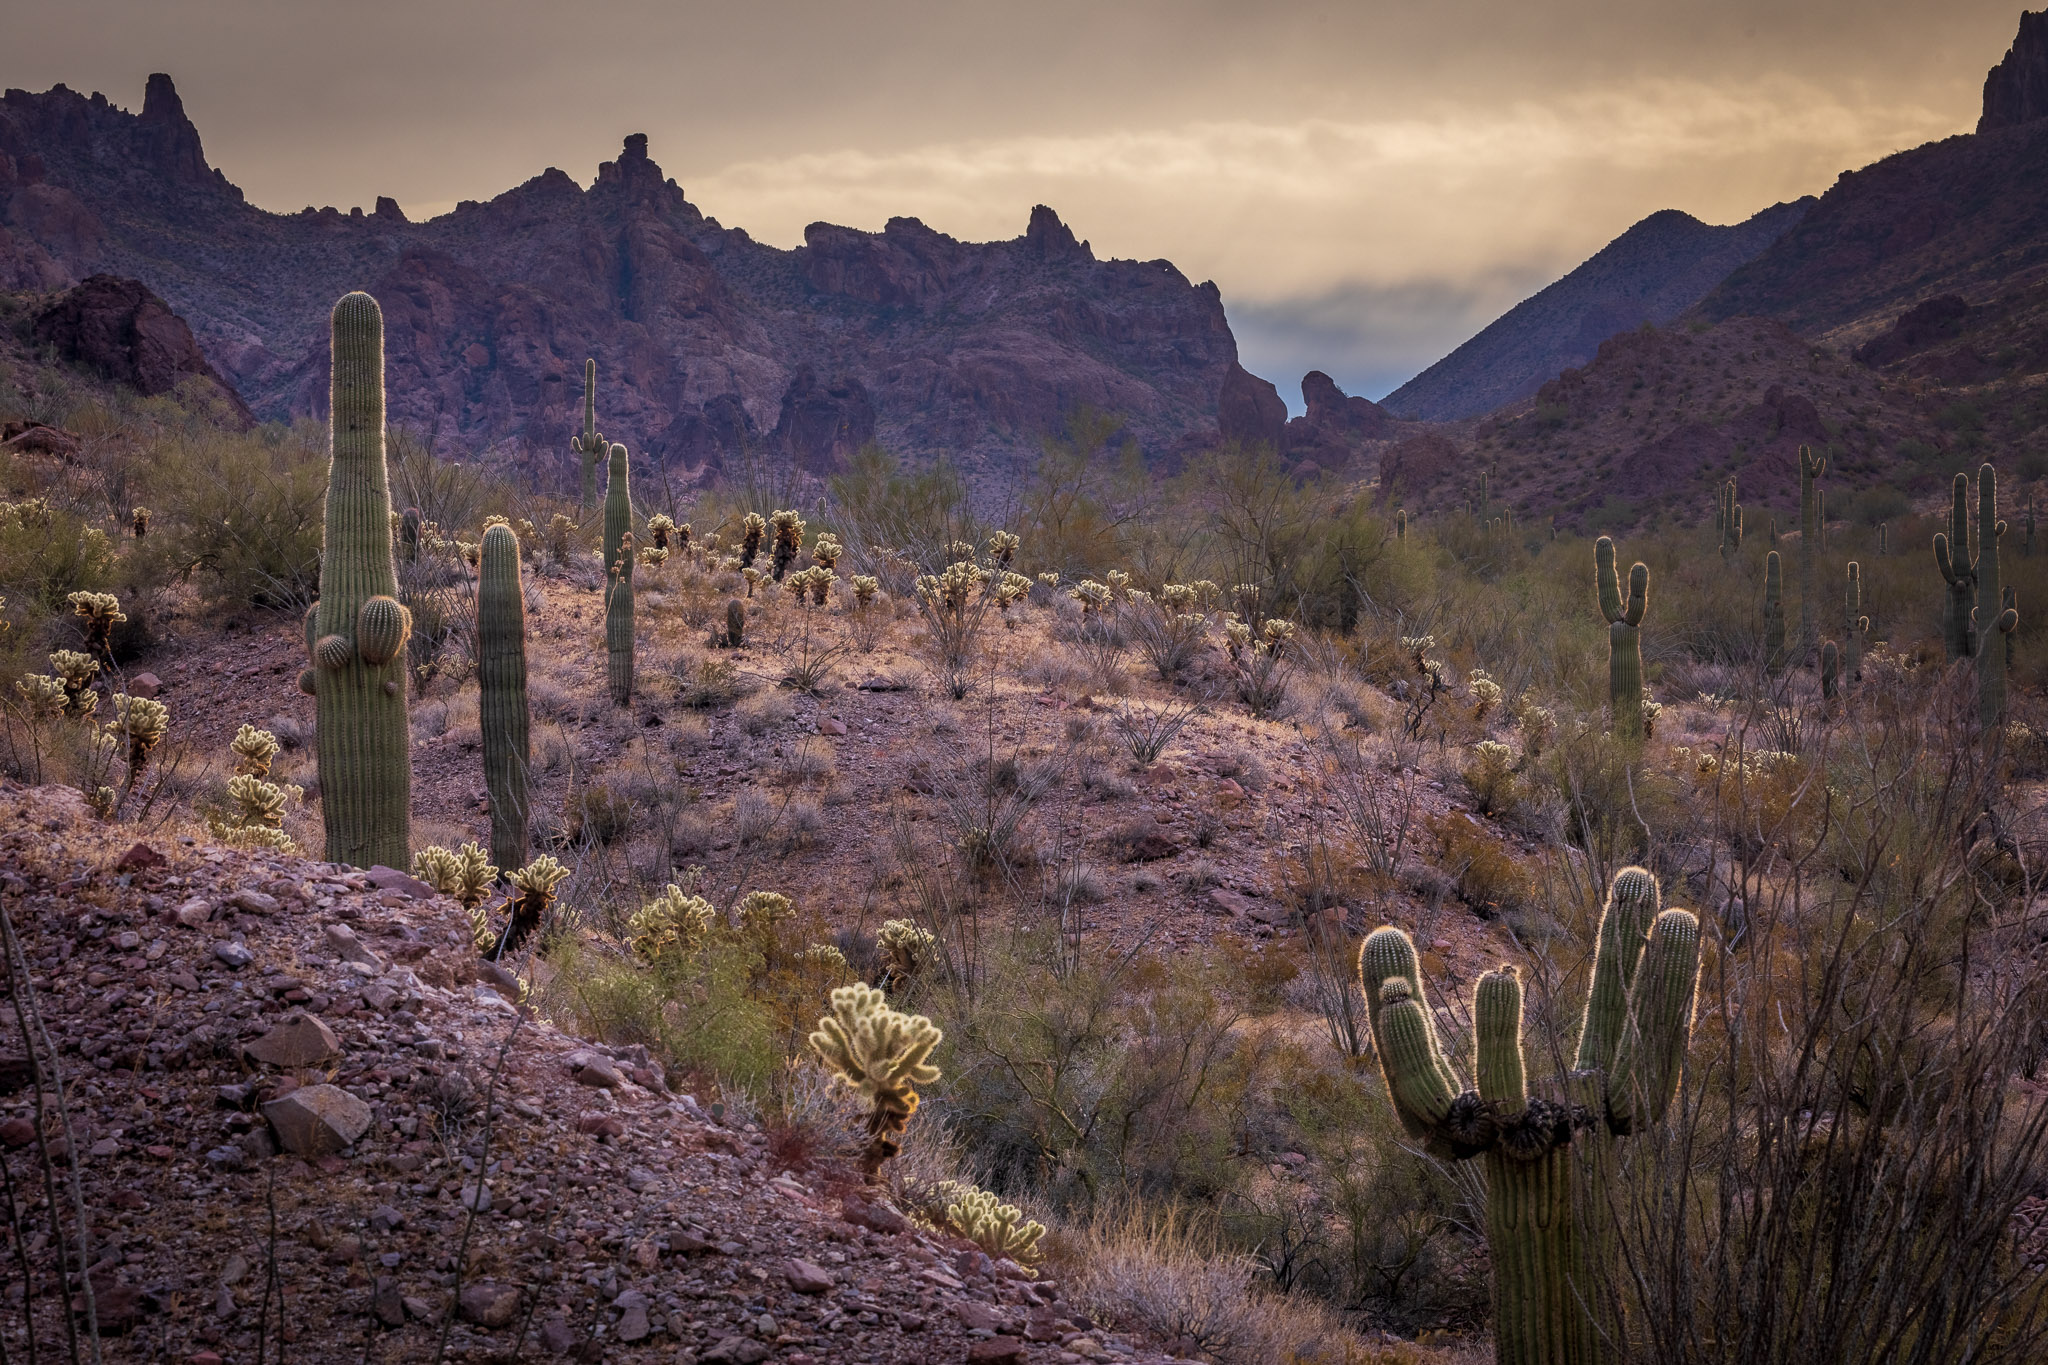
243;1013;342;1067
31;275;252;420
457;1282;520;1329
260;1084;370;1156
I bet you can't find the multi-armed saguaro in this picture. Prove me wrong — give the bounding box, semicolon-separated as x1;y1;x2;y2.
1798;444;1826;665
572;358;603;516
478;523;530;871
1363;868;1702;1365
604;441;635;705
304;292;412;869
1935;463;2021;727
1936;471;1978;662
1595;537;1648;740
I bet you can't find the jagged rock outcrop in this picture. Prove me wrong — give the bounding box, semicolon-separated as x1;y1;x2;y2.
1281;370;1394;470
0;76;1265;482
1218;363;1287;449
31;273;254;421
1981;10;2048;133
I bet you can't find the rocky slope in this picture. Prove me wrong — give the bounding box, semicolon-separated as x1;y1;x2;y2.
0;782;1200;1364
1384;200;1811;422
0;77;1274;484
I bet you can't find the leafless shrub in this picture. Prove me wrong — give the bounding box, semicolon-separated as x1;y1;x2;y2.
1109;699;1203;766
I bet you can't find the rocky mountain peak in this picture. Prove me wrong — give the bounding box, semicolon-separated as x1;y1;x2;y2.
1025;204;1091;263
138;72;212;187
1982;11;2048;132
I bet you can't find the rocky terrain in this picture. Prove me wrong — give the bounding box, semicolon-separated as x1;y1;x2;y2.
0;79;1280;484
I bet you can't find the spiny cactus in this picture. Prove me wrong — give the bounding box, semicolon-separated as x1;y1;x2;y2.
399;507;421;564
1936;470;1977;663
1594;537;1648;740
130;507;149;539
478;523;530;870
48;649;100;717
105;693;168;781
413;841;498;911
986;531;1020;567
809;982;943;1178
812;533;843;573
726;598;746;648
852;575;880;608
1821;640;1840;702
230;723;281;778
67;591;125;661
1395;508;1407;540
876;918;936;992
497;854;571;959
646;513;676;552
936;1182;1046;1266
628;885;718;963
1364;867;1700;1365
307;293;412;869
1844;562;1868;683
738;512;766;570
603;443;634;705
1718;478;1742;561
572;358;603;515
1974;463;2018;728
1798;445;1826;665
1764;550;1786;674
769;510;805;582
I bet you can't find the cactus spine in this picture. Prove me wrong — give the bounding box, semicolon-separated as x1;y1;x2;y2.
1595;537;1648;740
603;442;634;705
1764;550;1786;674
1975;463;2017;729
1717;478;1742;561
1845;562;1867;682
1364;867;1701;1365
1936;471;1976;662
1798;445;1825;665
308;293;412;869
478;524;530;872
572;359;603;515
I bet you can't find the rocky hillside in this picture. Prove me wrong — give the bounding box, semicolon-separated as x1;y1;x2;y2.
1383;201;1811;423
0;77;1275;483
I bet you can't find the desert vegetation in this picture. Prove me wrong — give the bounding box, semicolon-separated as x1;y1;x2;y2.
4;285;2048;1365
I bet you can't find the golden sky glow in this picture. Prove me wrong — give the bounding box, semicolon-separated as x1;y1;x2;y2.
4;0;2020;402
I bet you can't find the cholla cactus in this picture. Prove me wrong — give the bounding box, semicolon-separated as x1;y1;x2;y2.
788;565;835;607
986;531;1020;567
770;510;806;581
497;854;572;958
1260;618;1297;658
67;591;126;660
1069;579;1111;614
1223;619;1254;658
130;507;150;539
742;565;762;597
937;1182;1045;1266
1512;696;1556;758
629;885;718;963
14;674;68;720
812;534;843;572
738;513;767;570
1399;635;1436;673
638;545;670;571
230;724;281;777
1105;569;1131;600
646;513;677;551
414;841;499;912
737;890;796;940
1159;583;1198;613
1036;572;1059;592
212;773;298;852
808;982;943;1178
852;575;880;608
48;650;100;718
457;539;481;569
1469;669;1504;721
944;539;976;564
546;513;576;567
106;694;170;789
992;572;1032;623
918;561;991;615
800;943;851;974
876;918;936;992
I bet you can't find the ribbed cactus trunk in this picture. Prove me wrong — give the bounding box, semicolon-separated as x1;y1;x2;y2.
1845;562;1866;682
310;293;412;869
573;358;601;515
1937;472;1976;662
1764;551;1786;675
1595;537;1648;740
604;442;634;705
478;524;530;871
1718;479;1742;561
1976;463;2017;729
1798;445;1825;667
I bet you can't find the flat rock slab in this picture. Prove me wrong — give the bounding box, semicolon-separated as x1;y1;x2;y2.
321;923;383;968
565;1049;622;1088
364;866;436;899
244;1013;341;1067
261;1084;370;1156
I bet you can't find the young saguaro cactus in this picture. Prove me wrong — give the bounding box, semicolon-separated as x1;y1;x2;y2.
306;292;412;869
1936;470;1977;662
1798;445;1826;665
603;442;634;705
1364;868;1701;1365
1974;463;2018;728
1718;478;1742;561
1844;562;1868;683
478;523;530;870
572;359;603;515
1764;550;1787;675
1594;537;1648;740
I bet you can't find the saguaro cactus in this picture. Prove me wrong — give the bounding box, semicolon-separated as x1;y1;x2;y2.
1364;867;1701;1365
572;359;603;515
307;292;412;869
1936;471;1977;662
1844;562;1868;682
603;442;634;705
1975;463;2018;728
1718;478;1742;561
1821;640;1840;702
478;523;530;871
1798;445;1826;665
1595;537;1648;740
1764;550;1786;674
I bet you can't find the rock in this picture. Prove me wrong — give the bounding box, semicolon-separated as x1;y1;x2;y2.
402;1295;434;1321
1207;888;1255;918
476;960;521;1001
0;1117;35;1147
1218;361;1287;449
459;1182;490;1212
818;718;847;736
174;900;212;927
566;1050;622;1088
574;1112;624;1140
625;1165;657;1192
700;1336;771;1365
458;1282;520;1328
115;841;164;869
956;1300;1006;1332
968;1339;1028;1363
1982;10;2048;132
841;1195;911;1235
32;275;252;418
613;1289;650;1342
212;940;251;967
261;1084;371;1156
371;1275;405;1327
244;1013;342;1067
538;1317;576;1353
1118;830;1179;862
227;888;278;916
322;923;383;967
784;1258;835;1294
363;866;436;899
88;1281;143;1334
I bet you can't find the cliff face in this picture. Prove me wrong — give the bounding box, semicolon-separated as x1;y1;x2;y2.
0;79;1259;483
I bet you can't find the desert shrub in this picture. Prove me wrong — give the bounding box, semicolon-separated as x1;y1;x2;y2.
735;689;795;735
1427;813;1529;915
0;496;114;608
543;934;778;1091
157;423;326;607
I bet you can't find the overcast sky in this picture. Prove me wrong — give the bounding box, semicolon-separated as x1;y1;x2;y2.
4;1;2022;405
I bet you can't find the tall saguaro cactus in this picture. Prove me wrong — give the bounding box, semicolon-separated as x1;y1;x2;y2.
1364;867;1702;1365
478;524;530;871
1798;445;1826;665
603;441;635;705
1718;478;1742;561
1975;463;2018;728
1764;550;1786;674
1844;562;1868;683
572;358;603;515
1936;471;1977;662
1595;537;1648;740
306;292;412;869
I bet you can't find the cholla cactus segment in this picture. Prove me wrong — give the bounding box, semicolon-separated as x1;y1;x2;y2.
14;674;69;719
107;693;169;765
918;561;990;615
812;533;843;571
808;982;943;1177
225;773;291;831
992;572;1032;615
546;513;576;566
941;1184;1046;1266
646;513;677;551
1036;572;1059;591
67;592;125;659
1105;570;1131;600
230;724;281;777
739;512;767;569
494;853;573;958
787;565;835;607
638;545;669;570
944;539;976;564
1260;618;1296;657
737;890;796;938
510;854;569;901
1223;620;1253;657
1398;635;1436;672
1513;696;1556;757
1069;579;1111;613
986;531;1020;567
413;841;499;912
768;510;806;581
876;918;935;990
628;885;718;963
1159;583;1198;613
852;575;880;608
1469;669;1504;720
800;943;850;974
131;507;150;538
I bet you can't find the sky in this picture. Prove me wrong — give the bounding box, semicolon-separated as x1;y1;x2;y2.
3;1;2024;407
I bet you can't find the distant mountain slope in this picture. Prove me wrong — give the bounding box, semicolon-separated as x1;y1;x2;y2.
0;76;1273;483
1383;200;1811;422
